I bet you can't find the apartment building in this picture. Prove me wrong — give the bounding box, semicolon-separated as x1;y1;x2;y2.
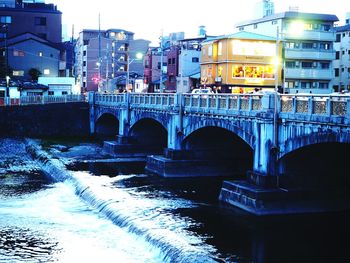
333;12;350;92
236;11;339;94
75;29;149;93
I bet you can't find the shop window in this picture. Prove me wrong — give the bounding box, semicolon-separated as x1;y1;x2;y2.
0;16;11;24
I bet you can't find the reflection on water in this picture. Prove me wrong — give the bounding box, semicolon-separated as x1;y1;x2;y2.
1;138;350;263
0;227;58;263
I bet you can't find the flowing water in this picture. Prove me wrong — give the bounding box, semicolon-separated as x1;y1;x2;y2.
1;138;350;263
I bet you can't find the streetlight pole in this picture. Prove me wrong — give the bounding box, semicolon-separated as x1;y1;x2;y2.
126;52;143;92
2;24;9;97
273;25;280;181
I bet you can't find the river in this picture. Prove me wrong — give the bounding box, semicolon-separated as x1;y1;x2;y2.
0;138;349;263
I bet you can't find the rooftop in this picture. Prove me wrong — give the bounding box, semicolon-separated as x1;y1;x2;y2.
236;11;339;27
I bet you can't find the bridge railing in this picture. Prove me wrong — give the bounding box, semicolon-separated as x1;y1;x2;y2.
182;93;264;114
130;93;175;109
0;94;86;106
280;94;350;118
95;93;125;106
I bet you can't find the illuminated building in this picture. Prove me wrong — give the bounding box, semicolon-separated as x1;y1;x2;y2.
236;11;339;94
200;31;282;93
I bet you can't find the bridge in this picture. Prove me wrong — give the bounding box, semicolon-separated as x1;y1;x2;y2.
90;92;350;215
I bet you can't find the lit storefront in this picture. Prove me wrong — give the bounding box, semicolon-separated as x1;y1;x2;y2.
200;32;282;93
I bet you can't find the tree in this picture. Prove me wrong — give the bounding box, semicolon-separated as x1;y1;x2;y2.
28;68;41;81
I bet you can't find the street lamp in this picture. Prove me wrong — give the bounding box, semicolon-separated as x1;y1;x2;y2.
126;52;143;92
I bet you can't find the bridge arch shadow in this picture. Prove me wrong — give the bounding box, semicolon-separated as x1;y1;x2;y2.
182;126;253;177
279;142;350;199
95;113;119;140
129;118;167;154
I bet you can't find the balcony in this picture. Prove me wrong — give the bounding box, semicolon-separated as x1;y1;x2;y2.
285;68;333;80
285;31;335;42
285;49;335;60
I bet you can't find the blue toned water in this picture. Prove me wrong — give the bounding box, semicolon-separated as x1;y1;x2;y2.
1;138;350;262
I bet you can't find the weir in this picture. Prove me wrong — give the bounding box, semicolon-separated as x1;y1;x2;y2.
24;139;218;262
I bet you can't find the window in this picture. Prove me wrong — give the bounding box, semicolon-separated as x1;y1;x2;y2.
168;58;171;65
319;82;329;89
83;51;86;56
48;91;54;95
286;42;297;49
172;58;175;64
336;51;340;59
301;81;312;89
285;81;295;88
303;23;313;30
192;57;199;63
12;70;24;76
43;69;50;75
13;50;25;56
218;42;222;56
83;61;86;66
62;91;68;95
83;72;86;77
320;43;331;50
336;34;341;42
285;61;296;68
35;17;46;26
157;62;161;69
301;62;313;68
254;24;258;29
239;26;244;31
0;16;11;24
272;20;277;25
320;62;330;69
321;24;331;31
38;52;43;57
335;68;339;77
302;42;313;49
208;45;213;56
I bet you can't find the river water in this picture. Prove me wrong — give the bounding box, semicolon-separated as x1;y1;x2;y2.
0;138;349;263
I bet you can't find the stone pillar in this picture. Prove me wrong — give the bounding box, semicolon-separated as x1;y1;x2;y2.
88;92;96;135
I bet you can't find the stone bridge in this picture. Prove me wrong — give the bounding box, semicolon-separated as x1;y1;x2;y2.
89;92;350;215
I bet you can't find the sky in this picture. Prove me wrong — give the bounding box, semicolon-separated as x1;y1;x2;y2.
50;0;349;45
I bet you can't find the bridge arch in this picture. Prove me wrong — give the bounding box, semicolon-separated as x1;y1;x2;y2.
280;131;350;159
182;125;254;177
183;119;255;149
128;118;168;153
95;113;119;139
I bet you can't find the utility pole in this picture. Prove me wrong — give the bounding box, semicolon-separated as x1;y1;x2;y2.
159;29;163;93
98;13;102;92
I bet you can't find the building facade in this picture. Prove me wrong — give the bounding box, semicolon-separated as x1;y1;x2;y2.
201;31;282;93
236;11;338;94
0;0;62;43
333;12;350;92
75;29;149;93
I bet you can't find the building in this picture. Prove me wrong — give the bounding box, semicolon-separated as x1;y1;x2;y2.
254;0;275;19
177;37;204;93
333;12;350;92
200;31;281;93
143;46;168;93
236;11;339;94
0;32;61;80
0;0;62;43
75;29;149;93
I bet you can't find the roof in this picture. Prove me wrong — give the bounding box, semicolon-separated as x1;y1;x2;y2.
0;32;62;50
18;82;49;91
202;31;276;44
335;24;350;33
237;11;339;27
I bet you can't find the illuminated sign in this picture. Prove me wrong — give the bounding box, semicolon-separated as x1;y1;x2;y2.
232;40;275;57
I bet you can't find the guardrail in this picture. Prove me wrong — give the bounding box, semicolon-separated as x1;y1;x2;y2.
0;94;86;106
93;92;350;119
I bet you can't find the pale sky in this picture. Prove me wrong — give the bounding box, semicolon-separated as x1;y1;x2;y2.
50;0;349;45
